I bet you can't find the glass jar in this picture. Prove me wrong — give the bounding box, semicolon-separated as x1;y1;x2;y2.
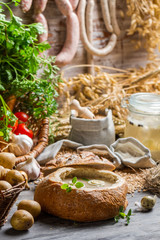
122;92;160;161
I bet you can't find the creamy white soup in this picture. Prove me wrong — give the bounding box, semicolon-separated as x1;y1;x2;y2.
63;177;117;189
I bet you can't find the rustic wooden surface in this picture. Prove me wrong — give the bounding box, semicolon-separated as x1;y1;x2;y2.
0;183;159;240
10;0;149;71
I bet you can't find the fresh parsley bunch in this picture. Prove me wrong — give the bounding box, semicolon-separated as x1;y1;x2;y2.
0;1;61;120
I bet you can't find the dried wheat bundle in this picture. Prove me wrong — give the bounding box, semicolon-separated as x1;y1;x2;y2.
58;64;160;117
55;63;160;138
126;0;160;58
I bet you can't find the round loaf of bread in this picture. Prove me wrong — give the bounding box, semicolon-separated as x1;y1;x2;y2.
34;167;128;222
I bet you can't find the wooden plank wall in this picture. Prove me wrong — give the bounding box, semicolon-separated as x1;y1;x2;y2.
10;0;149;71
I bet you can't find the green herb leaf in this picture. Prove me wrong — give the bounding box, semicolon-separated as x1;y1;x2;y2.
127;209;132;216
119;212;125;219
126;216;131;225
114;216;120;223
61;184;69;190
66;187;72;193
72;177;77;184
61;177;85;193
0;131;4;136
119;206;124;213
75;182;84;189
0;84;5;91
0;95;17;141
126;209;132;225
114;207;132;225
12;0;21;6
82;178;89;181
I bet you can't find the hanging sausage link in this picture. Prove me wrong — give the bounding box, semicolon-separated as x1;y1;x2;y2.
55;12;80;67
108;0;120;36
20;0;33;13
100;0;113;33
20;0;120;65
86;0;94;74
34;0;48;14
33;0;48;43
55;0;72;16
77;0;117;57
69;0;79;10
55;0;80;67
34;13;48;43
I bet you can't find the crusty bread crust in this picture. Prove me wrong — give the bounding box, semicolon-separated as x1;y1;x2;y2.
34;167;128;222
43;151;115;176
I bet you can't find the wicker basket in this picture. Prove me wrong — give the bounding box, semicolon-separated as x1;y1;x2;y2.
15;118;49;166
0;118;49;226
4;96;49;165
0;181;26;227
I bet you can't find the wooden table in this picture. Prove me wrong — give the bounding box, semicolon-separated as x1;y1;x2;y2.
0;183;159;240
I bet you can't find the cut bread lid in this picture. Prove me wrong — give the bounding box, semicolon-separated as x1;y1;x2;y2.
37;140;118;176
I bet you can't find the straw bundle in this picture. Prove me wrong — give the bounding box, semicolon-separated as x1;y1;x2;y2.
126;0;160;58
54;63;160;139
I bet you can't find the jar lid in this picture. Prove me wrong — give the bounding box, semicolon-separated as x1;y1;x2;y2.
129;93;160;115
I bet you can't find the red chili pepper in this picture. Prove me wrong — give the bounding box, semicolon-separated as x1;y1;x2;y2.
14;112;29;123
14;123;33;139
8;119;18;132
0;116;18;133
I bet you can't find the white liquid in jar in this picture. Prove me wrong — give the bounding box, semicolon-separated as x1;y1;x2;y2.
124;120;160;161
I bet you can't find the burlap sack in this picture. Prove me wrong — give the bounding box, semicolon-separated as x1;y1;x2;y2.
37;138;156;169
110;137;156;168
69;109;115;146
